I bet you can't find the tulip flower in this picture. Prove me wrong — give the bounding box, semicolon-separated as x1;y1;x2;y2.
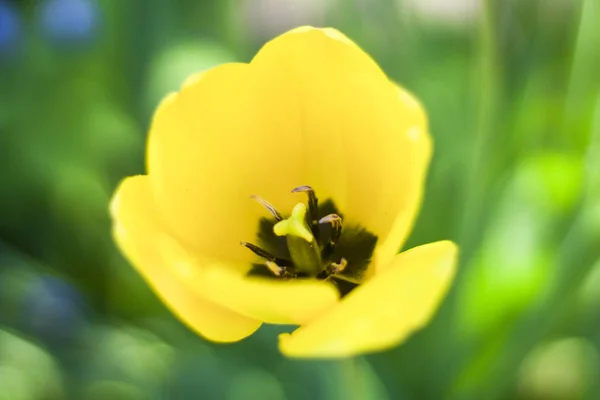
110;26;458;358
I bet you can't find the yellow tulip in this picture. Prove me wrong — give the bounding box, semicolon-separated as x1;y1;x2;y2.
110;26;458;358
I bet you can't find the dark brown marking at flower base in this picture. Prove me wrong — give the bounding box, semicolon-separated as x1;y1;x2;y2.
256;217;290;260
328;224;377;283
243;187;378;297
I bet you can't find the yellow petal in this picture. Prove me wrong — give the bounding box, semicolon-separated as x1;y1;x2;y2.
278;241;458;358
153;233;340;325
148;27;431;267
374;86;432;271
195;269;340;325
252;27;432;265
147;64;304;264
112;177;339;327
251;27;390;209
111;175;262;342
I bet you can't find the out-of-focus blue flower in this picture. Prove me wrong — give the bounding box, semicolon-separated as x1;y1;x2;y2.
39;0;99;46
0;1;21;53
21;275;86;347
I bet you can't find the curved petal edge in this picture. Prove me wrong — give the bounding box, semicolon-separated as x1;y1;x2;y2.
278;240;458;358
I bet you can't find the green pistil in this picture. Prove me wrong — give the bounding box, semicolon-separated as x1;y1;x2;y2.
273;203;322;275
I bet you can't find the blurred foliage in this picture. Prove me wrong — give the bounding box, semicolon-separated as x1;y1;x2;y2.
1;0;599;399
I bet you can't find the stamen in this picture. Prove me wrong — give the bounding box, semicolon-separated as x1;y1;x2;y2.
240;241;291;266
265;261;284;276
319;213;343;257
291;185;318;224
330;257;348;274
250;195;283;221
265;261;298;279
329;272;361;285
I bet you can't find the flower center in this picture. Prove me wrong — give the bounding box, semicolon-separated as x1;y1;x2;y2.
241;186;378;296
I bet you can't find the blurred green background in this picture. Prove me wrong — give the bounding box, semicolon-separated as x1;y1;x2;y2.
1;0;599;399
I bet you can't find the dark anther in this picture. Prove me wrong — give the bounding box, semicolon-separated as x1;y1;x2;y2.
318;213;342;257
250;195;283;221
291;185;319;224
240;241;291;266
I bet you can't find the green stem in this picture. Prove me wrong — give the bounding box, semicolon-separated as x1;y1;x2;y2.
447;0;502;394
564;0;600;154
342;358;365;400
457;0;501;260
